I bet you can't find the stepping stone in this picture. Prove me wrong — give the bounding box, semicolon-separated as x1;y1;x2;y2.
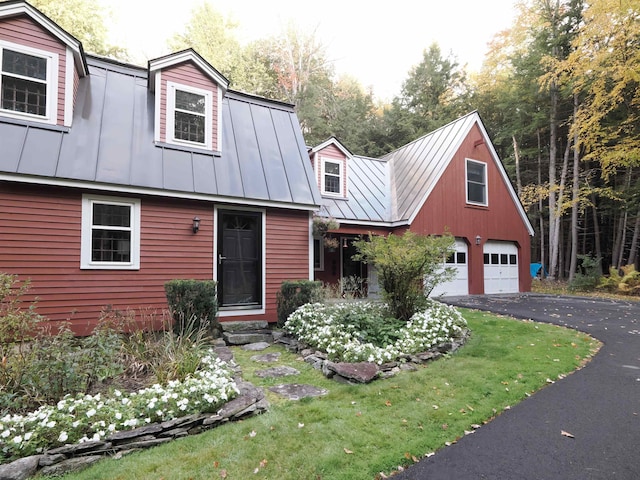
250;352;281;363
268;384;328;400
255;366;300;378
241;342;271;351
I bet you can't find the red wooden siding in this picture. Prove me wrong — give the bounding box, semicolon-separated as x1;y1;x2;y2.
410;124;531;293
1;183;314;332
159;62;220;150
263;209;311;321
0;183;215;335
0;15;67;125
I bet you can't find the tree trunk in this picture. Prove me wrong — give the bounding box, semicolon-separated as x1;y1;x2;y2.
590;195;603;275
569;94;580;282
513;135;522;197
550;134;571;279
628;211;640;267
538;129;546;278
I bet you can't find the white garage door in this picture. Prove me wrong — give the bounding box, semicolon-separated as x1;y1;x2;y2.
483;241;519;294
430;239;469;297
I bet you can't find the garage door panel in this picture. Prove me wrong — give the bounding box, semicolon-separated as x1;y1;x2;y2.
430;239;468;297
483;241;519;294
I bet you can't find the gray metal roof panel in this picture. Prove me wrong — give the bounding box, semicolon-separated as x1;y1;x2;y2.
0;56;320;210
0;123;25;172
228;100;270;200
385;113;476;221
18;128;62;177
192;153;218;195
320;155;391;223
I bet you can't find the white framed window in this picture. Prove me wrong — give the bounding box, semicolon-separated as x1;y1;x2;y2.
466;159;488;206
313;237;324;271
166;81;212;149
0;41;58;125
321;157;343;196
81;195;141;270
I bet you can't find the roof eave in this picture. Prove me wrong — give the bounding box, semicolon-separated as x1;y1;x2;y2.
148;49;230;94
0;0;88;76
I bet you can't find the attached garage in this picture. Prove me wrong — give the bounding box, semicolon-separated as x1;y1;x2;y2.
483;241;519;294
430;239;469;297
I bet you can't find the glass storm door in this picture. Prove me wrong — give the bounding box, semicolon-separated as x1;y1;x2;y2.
217;211;262;308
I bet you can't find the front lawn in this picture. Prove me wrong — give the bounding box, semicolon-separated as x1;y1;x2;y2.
59;309;599;480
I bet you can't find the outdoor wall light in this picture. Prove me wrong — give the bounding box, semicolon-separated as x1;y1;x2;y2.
192;217;201;234
475;235;481;245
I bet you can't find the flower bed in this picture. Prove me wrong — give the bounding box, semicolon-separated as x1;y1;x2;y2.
284;300;468;364
0;353;238;460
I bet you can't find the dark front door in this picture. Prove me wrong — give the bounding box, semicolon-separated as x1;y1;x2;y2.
217;211;262;308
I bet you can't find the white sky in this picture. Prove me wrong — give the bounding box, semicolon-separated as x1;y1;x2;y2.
101;0;518;101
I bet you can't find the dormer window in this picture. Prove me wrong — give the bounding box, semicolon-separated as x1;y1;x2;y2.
322;158;343;196
0;41;58;124
166;81;212;149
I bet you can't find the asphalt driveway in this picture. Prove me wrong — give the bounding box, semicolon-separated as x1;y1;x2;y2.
394;293;640;480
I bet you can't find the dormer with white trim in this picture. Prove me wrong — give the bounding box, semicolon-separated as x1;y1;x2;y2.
310;137;352;199
0;0;88;127
148;49;229;154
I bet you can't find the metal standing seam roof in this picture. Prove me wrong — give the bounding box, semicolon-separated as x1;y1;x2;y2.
321;111;534;235
0;56;322;210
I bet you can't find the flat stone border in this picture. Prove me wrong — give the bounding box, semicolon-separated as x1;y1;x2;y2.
276;329;471;384
0;377;267;479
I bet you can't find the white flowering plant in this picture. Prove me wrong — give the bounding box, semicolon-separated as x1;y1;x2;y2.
284;300;467;365
0;353;238;460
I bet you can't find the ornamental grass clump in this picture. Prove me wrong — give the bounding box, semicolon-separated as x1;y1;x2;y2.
0;353;238;461
284;299;467;364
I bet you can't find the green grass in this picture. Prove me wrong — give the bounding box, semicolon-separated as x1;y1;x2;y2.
58;309;599;480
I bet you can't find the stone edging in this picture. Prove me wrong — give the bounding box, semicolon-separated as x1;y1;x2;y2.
0;374;267;479
276;329;471;384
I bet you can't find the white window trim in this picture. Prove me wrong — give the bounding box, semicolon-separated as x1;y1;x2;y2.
166;81;212;149
0;40;59;125
465;158;488;206
321;157;343;197
81;195;141;270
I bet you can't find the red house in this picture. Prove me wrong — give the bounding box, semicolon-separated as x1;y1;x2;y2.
310;112;535;296
0;1;320;335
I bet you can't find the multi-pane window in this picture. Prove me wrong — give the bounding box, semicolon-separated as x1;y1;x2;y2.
91;203;132;263
466;159;487;205
166;82;211;148
0;42;56;123
174;89;205;144
323;159;342;195
81;196;140;269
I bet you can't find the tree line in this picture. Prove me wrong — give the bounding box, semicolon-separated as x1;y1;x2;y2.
28;0;640;281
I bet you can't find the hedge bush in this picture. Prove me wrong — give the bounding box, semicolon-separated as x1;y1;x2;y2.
276;280;324;326
164;280;219;336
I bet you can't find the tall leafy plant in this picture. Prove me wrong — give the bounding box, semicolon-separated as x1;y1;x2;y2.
353;232;455;321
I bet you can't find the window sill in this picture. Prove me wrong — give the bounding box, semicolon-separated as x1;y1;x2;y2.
155;141;221;157
80;264;140;270
0;114;69;133
465;203;488;210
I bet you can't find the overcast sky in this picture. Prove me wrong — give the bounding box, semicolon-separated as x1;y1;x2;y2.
102;0;519;100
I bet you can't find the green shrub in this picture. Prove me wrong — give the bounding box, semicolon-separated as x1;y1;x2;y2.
164;279;219;336
569;254;602;291
0;274;125;413
276;280;324;326
352;232;456;321
121;313;212;384
598;264;640;295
